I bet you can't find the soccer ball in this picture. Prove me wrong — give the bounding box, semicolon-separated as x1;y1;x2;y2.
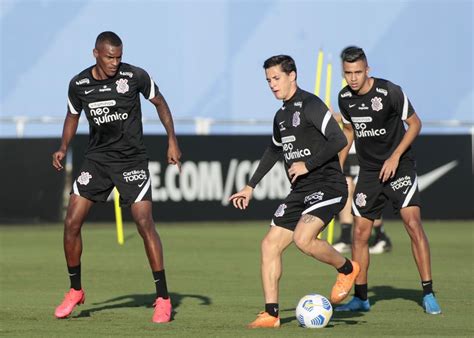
296;294;333;328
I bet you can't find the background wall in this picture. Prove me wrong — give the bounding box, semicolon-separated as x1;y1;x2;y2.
1;0;472;136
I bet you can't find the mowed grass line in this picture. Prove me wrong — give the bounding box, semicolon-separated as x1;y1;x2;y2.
0;221;473;337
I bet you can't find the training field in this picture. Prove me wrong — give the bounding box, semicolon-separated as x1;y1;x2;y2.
1;220;473;337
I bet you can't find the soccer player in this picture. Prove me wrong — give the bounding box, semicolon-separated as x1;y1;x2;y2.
229;55;360;328
51;31;181;322
335;46;441;314
331;114;392;255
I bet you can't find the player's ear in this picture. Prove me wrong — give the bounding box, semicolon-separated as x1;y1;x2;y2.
290;70;296;82
93;48;99;59
365;66;370;77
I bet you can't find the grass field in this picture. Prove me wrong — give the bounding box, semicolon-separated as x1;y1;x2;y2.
1;220;473;337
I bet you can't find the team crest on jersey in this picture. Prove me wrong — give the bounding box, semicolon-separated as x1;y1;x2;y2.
116;78;129;94
292;111;301;127
371;97;383;112
355;193;367;207
274;204;287;217
77;172;92;186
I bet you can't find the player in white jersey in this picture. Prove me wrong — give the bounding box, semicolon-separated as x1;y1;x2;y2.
335;46;441;315
52;32;181;323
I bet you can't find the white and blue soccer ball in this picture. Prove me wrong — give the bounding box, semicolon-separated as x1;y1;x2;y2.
296;294;333;328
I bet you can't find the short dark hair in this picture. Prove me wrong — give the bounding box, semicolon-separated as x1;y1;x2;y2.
263;55;297;76
95;31;122;48
340;46;367;64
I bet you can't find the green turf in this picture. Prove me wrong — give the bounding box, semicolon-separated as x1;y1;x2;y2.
1;220;473;337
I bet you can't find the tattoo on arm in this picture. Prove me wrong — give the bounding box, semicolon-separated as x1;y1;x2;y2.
301;214;318;223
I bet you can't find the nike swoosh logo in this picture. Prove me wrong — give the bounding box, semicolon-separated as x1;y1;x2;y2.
85;89;95;94
402;186;410;195
418;160;458;192
138;180;147;187
349;104;356;108
68;273;77;277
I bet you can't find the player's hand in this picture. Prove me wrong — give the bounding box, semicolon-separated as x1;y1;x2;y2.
288;162;309;183
228;186;253;210
52;149;66;171
167;142;182;173
379;155;399;182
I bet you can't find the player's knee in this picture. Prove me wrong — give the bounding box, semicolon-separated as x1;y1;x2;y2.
64;216;81;235
134;216;155;234
353;225;371;242
261;236;283;257
292;233;312;254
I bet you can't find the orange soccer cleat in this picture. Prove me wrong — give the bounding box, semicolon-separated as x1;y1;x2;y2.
330;260;360;304
152;297;172;323
247;312;280;328
54;288;85;319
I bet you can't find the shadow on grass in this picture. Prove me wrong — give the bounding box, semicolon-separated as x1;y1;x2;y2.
280;307;365;327
73;292;211;320
369;285;422;306
279;285;421;327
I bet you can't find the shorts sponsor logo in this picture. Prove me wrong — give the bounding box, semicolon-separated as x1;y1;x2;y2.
119;71;133;78
123;169;147;183
292;111;301;127
354;120;386;138
376;87;388;96
341;91;352;98
390;175;412;193
294;101;302;108
75;78;90;85
355;192;367;207
304;191;324;205
371;96;383;111
116;78;129;94
274;203;287;217
77;172;92;185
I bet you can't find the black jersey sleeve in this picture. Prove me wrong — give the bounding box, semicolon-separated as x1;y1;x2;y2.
387;81;415;121
247;144;282;188
248;116;283;188
304;100;347;171
67;79;82;115
135;66;160;100
338;91;351;124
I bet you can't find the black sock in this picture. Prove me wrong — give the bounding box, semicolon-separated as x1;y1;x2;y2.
68;265;81;290
422;280;433;296
354;284;368;301
265;303;279;317
153;270;169;299
337;258;354;275
374;223;385;239
340;223;352;243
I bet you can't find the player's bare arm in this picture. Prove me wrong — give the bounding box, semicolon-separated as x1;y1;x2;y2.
288;162;309;183
339;123;354;169
52;112;80;171
379;112;421;182
150;92;182;170
229;185;254;210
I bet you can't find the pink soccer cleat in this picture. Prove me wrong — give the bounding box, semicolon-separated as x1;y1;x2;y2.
152;297;172;323
54;288;85;318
